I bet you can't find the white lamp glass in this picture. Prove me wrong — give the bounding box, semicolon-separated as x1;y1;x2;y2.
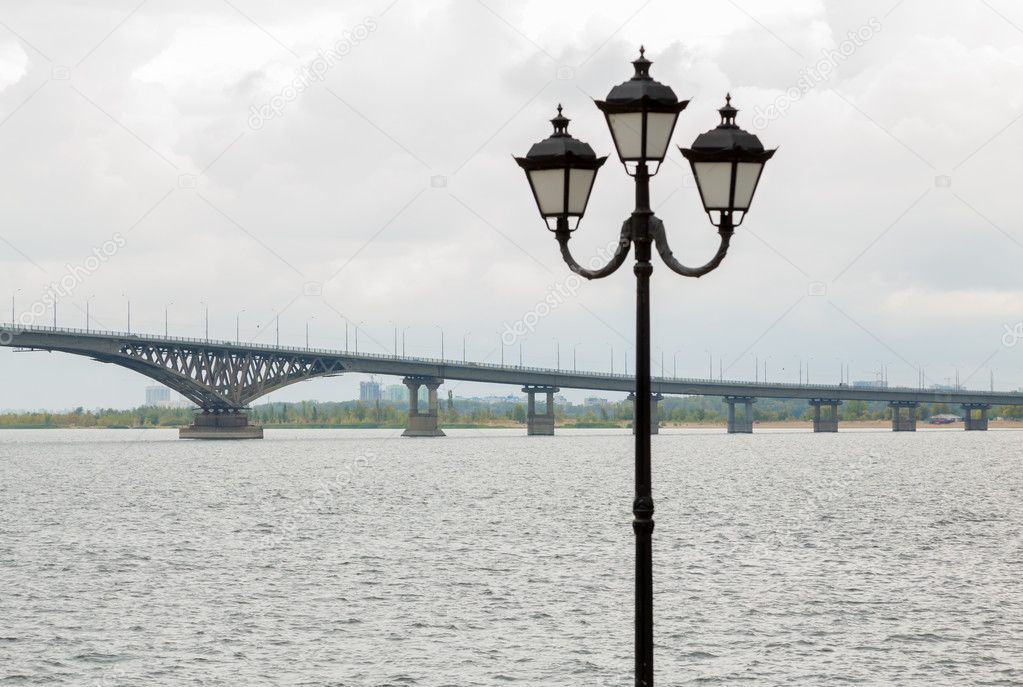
567;168;596;215
607;112;644;160
692;162;733;210
644;112;678;160
529;168;566;216
732;162;764;211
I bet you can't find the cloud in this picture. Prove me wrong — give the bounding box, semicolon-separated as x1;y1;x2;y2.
0;41;28;93
1;0;1022;408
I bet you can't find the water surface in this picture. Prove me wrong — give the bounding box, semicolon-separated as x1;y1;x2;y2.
1;428;1021;685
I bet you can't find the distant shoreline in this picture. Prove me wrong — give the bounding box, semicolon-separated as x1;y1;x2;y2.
2;420;1019;430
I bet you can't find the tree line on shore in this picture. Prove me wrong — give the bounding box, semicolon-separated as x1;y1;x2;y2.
1;396;1019;429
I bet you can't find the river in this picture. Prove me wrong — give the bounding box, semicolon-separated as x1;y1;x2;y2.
1;428;1020;685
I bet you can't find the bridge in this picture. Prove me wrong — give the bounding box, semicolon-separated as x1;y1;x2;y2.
2;323;1020;438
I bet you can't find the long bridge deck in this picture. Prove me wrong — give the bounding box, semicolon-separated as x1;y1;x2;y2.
2;323;1019;437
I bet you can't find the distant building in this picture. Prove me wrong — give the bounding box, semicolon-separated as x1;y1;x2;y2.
384;384;407;402
360;381;382;402
584;397;610;406
145;386;171;406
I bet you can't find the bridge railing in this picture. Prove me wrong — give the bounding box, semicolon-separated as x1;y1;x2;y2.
3;322;1020;399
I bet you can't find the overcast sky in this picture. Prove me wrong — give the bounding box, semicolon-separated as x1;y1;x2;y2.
1;0;1022;410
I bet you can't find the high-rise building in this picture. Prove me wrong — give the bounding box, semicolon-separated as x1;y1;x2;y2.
145;386;171;406
360;381;382;402
385;384;407;402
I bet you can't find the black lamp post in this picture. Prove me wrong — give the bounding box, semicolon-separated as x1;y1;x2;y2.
516;47;775;686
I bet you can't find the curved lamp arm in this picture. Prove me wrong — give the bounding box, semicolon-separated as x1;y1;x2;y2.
554;218;632;281
651;215;733;278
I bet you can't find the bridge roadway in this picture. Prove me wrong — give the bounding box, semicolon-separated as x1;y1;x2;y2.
2;323;1020;437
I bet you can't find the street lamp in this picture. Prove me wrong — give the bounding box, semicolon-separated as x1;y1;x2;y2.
200;300;209;342
573;342;581;372
462;330;471;363
85;294;94;333
122;293;131;335
389;320;399;358
11;289;20;326
516;48;775;685
306;315;316;348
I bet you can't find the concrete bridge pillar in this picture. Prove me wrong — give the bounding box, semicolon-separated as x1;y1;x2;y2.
962;404;991;431
628;392;663;434
522;385;557;435
725;396;755;434
889;401;918;432
402;376;445;437
810;399;841;433
180;409;264;439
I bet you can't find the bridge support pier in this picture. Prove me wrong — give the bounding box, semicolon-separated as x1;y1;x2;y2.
962;404;990;431
890;401;918;432
402;376;445;437
523;385;558;435
810;399;841;433
180;409;264;439
628;392;663;434
725;396;755;434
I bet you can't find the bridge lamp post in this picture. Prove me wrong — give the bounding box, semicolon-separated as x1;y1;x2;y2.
553;337;560;370
673;350;682;379
306;315;316;349
165;302;174;337
200;300;209;342
388;320;399;358
462;331;471;363
403;326;410;357
85;294;94;333
434;325;444;361
236;309;245;344
11;288;20;326
573;342;581;372
516;48;775;685
122;294;131;335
